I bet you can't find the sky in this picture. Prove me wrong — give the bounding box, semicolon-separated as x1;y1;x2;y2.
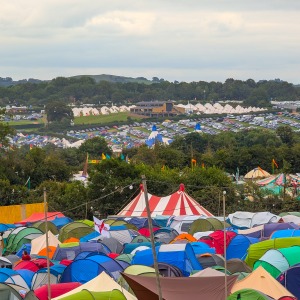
1;0;300;83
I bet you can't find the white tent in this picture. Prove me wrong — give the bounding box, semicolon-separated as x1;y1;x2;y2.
31;231;61;256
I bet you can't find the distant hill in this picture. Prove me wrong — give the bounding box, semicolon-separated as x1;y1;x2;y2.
71;74;152;84
0;77;43;87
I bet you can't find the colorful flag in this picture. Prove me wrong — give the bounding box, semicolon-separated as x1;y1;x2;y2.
120;154;125;161
106;154;111;160
101;153;106;160
93;216;110;238
88;160;100;164
29;144;33;150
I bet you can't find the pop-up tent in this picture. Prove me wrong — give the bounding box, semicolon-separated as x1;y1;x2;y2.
118;184;213;217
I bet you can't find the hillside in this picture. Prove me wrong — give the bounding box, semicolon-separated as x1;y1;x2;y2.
71;74;152;84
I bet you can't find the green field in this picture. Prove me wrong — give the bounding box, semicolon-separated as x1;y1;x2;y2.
74;112;144;125
8;119;44;126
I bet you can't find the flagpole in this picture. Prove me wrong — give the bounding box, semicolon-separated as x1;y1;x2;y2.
43;188;51;300
141;175;163;300
223;190;228;299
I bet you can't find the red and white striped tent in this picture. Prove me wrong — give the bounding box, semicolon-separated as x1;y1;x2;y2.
118;183;213;217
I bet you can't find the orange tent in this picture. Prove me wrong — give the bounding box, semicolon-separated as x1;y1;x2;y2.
37;246;57;259
63;237;80;243
170;233;196;244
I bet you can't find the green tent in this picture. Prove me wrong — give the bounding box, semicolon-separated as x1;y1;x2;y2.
6;227;43;253
279;212;300;217
189;218;229;235
59;289;126;300
116;254;133;264
253;246;300;278
227;288;274;300
32;221;58;235
245;237;300;268
58;222;94;242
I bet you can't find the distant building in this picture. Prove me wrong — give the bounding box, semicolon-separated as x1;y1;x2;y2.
5;105;27;113
130;101;183;116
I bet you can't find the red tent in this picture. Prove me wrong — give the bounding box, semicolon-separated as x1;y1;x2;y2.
34;282;82;300
118;184;213;217
16;212;65;225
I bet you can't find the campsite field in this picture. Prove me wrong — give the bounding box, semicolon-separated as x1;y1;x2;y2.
73;112;144;125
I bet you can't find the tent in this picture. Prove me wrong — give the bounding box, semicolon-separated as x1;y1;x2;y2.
227;289;276;300
58;222;94;242
189;218;229;235
271;229;300;239
132;244;202;276
0;268;29;289
30;231;61;258
245;237;300;268
55;289;127;300
51;217;73;229
118;184;213;217
6;227;43;254
53;271;137;300
231;266;295;299
16;212;65;226
227;211;280;229
197;253;225;269
277;265;300;300
253;246;300;278
154;228;178;244
226;259;252;274
33;282;82;300
122;273;237;300
32;221;58;235
244;168;271;179
226;235;259;260
60;254;124;283
0;283;27;300
53;242;110;261
31;264;66;290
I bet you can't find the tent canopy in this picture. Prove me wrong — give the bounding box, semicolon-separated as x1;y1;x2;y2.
16;212;65;226
244;168;271;179
118;184;213;217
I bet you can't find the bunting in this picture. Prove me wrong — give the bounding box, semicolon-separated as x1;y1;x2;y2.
101;153;106;160
88;160;100;164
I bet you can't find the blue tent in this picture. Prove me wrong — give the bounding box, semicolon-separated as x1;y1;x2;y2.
132;244;202;276
277;264;300;299
0;268;29;289
195;123;201;131
145;125;164;147
53;242;110;261
271;229;300;239
79;231;100;242
226;235;259;260
51;217;73;229
190;242;216;255
60;254;124;283
127;217;159;230
0;224;15;232
153;216;170;228
15;270;34;289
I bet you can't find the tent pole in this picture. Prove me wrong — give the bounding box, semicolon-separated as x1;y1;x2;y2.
44;187;51;300
142;175;163;300
223;190;228;298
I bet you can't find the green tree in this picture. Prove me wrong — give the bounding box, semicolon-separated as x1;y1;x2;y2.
45;100;74;123
78;137;111;159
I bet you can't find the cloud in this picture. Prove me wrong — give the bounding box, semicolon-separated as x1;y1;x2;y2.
0;0;299;83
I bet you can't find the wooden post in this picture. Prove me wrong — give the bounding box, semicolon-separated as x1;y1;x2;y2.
44;188;51;300
141;175;163;300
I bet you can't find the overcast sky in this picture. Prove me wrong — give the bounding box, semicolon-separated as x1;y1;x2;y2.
1;0;299;83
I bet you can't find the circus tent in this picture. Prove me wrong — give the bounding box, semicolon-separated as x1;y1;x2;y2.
244;167;271;179
118;184;213;217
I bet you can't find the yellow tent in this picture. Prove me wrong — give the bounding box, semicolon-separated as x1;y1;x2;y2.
244;168;271;179
53;272;137;300
231;266;294;299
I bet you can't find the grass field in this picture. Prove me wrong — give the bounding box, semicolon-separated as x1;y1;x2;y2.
8;119;44;126
74;112;144;125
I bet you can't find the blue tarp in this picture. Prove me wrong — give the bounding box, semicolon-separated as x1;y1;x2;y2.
51;217;73;229
80;231;100;242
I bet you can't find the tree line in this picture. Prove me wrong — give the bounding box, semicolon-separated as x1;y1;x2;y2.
0;125;300;219
0;76;299;108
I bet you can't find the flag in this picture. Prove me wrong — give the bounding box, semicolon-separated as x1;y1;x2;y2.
272;159;279;168
88;160;100;164
161;165;165;171
101;153;106;160
93;216;110;238
25;177;31;190
29;144;33;150
191;159;197;165
120;154;125;161
201;162;205;169
106;154;111;160
125;155;130;164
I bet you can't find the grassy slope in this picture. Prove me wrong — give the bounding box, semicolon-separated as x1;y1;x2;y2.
73;112;144;125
